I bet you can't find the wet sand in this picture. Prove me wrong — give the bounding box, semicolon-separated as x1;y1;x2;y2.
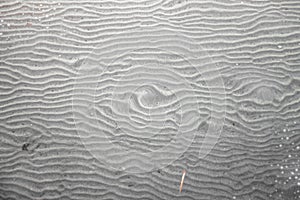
0;0;300;199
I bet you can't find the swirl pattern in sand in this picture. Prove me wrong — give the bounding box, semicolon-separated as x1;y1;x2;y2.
72;29;225;173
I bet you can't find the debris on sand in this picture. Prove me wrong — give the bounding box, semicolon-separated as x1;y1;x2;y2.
179;169;186;193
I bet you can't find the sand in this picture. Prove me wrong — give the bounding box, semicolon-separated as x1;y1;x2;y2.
0;0;299;199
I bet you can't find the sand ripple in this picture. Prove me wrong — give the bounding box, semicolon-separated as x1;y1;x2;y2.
0;0;299;199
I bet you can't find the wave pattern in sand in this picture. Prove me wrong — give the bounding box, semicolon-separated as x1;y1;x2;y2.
0;0;300;199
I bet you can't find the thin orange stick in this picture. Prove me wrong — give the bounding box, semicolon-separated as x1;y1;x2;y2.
179;169;186;192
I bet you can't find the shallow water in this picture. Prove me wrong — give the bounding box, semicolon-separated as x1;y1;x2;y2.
0;0;299;199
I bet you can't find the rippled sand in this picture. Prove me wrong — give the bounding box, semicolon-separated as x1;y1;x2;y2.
0;0;299;199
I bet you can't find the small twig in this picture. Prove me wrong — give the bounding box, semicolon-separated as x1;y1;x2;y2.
179;169;186;193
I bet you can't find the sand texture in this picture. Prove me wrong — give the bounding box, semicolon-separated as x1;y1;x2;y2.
0;0;300;199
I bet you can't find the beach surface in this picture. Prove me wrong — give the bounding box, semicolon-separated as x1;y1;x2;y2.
0;0;300;199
